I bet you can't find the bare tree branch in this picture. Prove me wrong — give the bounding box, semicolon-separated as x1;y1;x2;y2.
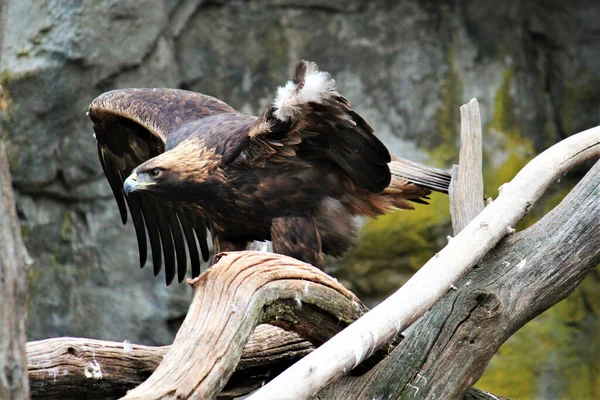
0;139;30;399
320;158;600;399
251;126;600;399
27;325;313;399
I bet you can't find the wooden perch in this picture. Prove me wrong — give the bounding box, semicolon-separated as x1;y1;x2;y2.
27;325;313;399
320;159;600;399
119;251;369;399
251;124;600;399
0;139;30;399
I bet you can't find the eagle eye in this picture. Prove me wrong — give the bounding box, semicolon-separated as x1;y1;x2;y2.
149;168;162;178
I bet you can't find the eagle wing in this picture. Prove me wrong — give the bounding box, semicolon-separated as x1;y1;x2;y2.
89;88;234;284
244;61;392;194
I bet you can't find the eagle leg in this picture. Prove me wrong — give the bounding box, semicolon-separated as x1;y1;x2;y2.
210;235;247;266
271;215;325;269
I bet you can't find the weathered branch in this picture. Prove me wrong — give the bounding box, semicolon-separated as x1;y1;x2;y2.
0;138;30;398
120;252;368;399
27;325;313;399
251;126;600;399
320;158;600;399
449;98;485;234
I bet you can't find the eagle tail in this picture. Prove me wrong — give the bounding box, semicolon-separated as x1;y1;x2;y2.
388;157;451;194
377;158;451;210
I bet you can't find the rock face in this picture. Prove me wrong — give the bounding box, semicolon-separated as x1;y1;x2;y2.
1;0;598;396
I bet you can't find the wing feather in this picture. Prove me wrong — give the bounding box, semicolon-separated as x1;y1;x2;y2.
165;206;187;284
152;198;176;285
193;217;210;264
137;196;163;277
122;191;148;268
177;208;202;279
89;88;227;281
98;146;128;224
247;61;392;193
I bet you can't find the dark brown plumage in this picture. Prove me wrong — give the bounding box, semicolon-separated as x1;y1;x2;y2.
89;61;451;285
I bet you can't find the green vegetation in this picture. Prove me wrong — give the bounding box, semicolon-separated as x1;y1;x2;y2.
560;80;596;135
60;211;74;242
430;46;462;167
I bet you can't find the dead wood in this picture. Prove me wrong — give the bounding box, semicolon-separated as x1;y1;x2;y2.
17;99;599;399
120;251;369;399
0;138;30;399
27;325;312;399
315;165;600;398
449;98;485;234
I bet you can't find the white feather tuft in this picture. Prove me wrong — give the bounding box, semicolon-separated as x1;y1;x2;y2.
273;81;300;122
273;62;336;122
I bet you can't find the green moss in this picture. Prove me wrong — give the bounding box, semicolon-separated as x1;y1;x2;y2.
0;68;37;86
483;69;535;200
262;22;289;83
25;262;42;286
490;70;514;133
431;46;462;167
0;70;10;86
20;225;31;241
560;81;596;135
60;211;73;242
30;24;53;46
16;49;30;58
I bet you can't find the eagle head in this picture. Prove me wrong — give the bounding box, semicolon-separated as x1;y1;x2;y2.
123;139;223;202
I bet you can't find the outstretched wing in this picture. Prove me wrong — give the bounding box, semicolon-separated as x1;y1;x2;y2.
89;88;234;284
245;61;391;194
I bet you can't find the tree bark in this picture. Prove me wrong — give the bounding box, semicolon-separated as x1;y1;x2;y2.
0;139;30;399
317;158;600;399
121;252;370;399
27;325;313;399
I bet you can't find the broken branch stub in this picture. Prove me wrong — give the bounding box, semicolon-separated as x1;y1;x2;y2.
449;98;485;234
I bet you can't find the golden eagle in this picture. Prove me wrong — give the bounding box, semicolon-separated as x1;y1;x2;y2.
89;61;450;285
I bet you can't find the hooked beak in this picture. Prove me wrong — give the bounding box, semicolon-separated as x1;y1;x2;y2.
123;173;139;194
124;171;157;194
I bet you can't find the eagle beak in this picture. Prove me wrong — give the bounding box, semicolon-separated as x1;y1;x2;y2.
123;174;139;194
